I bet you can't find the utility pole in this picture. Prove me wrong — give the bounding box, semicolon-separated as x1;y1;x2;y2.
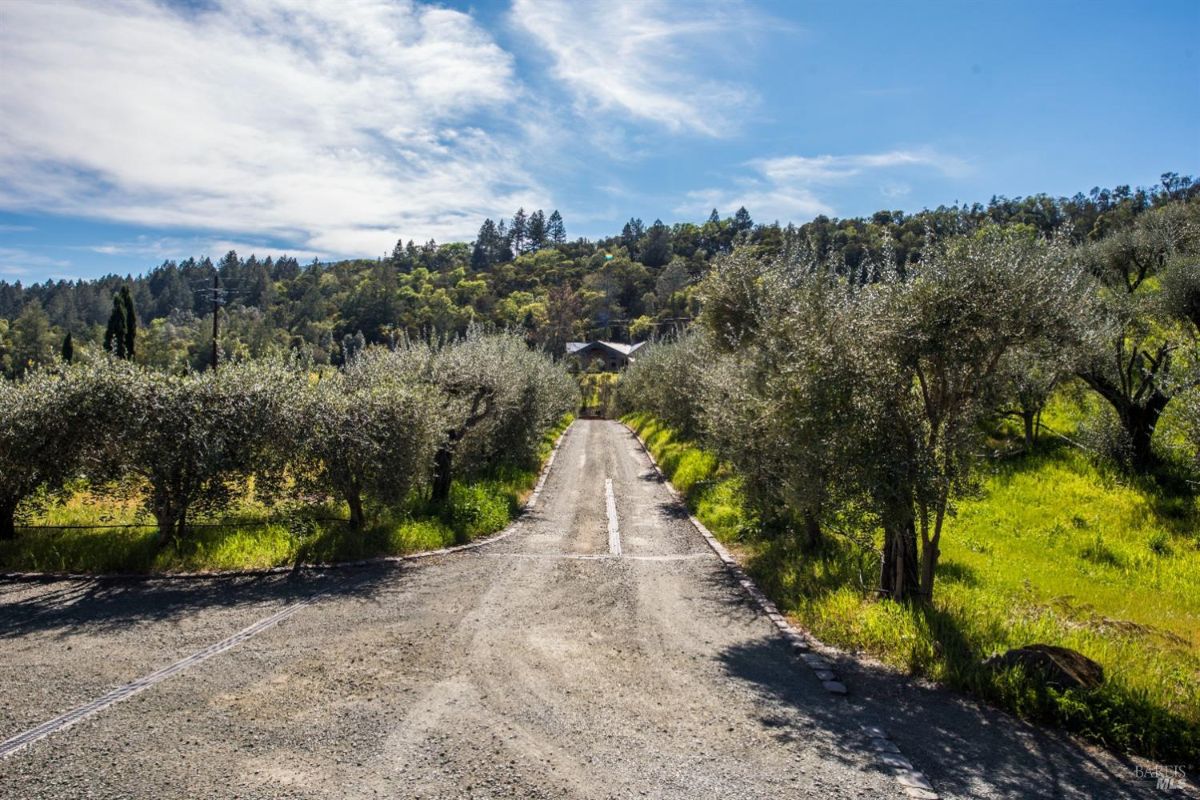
211;273;220;371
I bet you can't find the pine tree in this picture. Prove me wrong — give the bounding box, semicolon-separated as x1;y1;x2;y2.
527;210;547;252
217;250;241;287
61;332;73;364
510;208;528;255
621;218;645;256
707;208;721;225
640;220;674;268
472;219;500;269
496;221;514;262
547;210;566;245
733;206;753;233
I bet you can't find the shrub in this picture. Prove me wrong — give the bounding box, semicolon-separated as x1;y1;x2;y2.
0;359;136;540
421;329;575;501
115;358;307;542
294;350;442;531
613;329;711;437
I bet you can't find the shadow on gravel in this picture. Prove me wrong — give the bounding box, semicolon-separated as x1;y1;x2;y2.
716;637;889;782
0;563;403;641
655;500;692;521
717;633;1180;799
837;658;1187;799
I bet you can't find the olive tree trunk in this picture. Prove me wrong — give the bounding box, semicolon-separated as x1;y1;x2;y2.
431;434;457;505
1123;396;1170;471
801;511;823;552
1022;408;1037;450
346;487;366;532
0;499;16;541
880;501;919;602
1081;371;1171;471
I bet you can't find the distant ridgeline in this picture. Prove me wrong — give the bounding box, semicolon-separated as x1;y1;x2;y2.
0;174;1196;377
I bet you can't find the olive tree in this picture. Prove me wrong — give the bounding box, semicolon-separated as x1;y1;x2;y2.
861;229;1090;600
695;251;860;551
1076;202;1200;469
120;359;304;542
0;361;135;539
0;371;76;539
295;349;442;530
1160;249;1200;466
614;329;712;438
423;329;574;503
691;230;1090;601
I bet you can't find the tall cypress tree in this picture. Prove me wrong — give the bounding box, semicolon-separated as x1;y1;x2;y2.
102;286;137;359
61;332;73;364
104;292;128;358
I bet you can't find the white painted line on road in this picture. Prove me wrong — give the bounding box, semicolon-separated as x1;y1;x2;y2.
0;597;316;760
605;477;621;557
481;552;707;562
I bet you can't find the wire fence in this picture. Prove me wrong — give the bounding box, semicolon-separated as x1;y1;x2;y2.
15;517;350;531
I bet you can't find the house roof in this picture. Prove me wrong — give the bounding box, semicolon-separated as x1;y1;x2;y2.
566;340;646;357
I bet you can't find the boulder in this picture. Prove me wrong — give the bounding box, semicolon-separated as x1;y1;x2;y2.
984;644;1104;691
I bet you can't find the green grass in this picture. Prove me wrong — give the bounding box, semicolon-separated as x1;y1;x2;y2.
623;408;1200;766
622;411;754;540
0;415;574;575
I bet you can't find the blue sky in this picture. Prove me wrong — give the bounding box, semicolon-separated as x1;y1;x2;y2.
1;0;1196;282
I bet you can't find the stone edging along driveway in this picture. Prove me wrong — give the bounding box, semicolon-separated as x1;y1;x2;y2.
622;421;942;800
0;425;574;584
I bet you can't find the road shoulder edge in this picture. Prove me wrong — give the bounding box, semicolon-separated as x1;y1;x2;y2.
621;420;942;800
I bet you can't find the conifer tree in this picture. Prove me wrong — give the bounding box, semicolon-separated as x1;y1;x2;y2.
61;332;73;364
733;206;753;233
547;210;566;245
528;210;547;252
104;292;128;358
120;285;137;359
510;208;528;255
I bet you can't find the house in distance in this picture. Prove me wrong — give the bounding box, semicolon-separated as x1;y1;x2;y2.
566;340;646;372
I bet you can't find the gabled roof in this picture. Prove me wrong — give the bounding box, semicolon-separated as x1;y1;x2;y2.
566;340;646;357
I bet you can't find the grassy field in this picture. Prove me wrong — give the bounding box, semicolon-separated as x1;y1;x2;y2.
623;406;1200;766
0;415;573;575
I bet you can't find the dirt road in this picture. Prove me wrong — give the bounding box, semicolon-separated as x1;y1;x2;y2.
0;421;1175;798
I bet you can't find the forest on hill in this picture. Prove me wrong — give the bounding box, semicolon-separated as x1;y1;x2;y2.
0;172;1197;378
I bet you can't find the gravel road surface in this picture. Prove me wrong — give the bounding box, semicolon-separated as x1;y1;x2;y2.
0;421;1183;798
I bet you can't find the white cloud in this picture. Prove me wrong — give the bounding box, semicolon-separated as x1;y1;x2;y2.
511;0;761;137
0;247;72;279
680;148;970;222
751;150;969;185
0;0;545;256
85;236;322;263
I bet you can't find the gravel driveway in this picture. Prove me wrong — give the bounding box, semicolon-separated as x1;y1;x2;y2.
0;421;1184;798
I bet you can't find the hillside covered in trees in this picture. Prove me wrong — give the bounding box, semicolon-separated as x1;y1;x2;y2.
1;173;1197;377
